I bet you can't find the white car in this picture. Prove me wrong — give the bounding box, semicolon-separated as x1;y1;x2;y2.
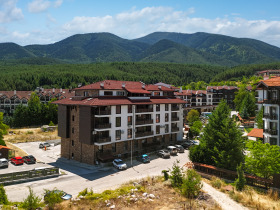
112;159;127;170
0;158;9;168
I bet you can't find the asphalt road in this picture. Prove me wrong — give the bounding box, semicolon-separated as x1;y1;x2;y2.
4;142;190;202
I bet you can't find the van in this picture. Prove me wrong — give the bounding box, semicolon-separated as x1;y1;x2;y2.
0;158;9;168
167;146;177;156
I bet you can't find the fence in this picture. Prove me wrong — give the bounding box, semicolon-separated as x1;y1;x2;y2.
189;162;274;189
0;167;60;185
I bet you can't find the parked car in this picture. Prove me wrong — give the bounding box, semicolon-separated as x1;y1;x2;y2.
10;156;24;165
44;190;72;201
136;154;150;163
22;155;36;164
112;159;127;170
157;150;170;158
181;141;194;149
39;142;51;149
0;158;9;168
175;145;184;153
167;146;178;156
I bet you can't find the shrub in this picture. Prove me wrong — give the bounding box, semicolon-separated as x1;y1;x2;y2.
49;121;55;126
43;189;64;209
78;188;88;196
169;160;184;188
181;169;203;198
162;170;169;181
210;177;223;189
235;164;246;191
0;185;8;205
21;187;41;210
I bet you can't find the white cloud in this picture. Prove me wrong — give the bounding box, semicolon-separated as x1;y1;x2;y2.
0;0;23;23
28;0;63;13
12;31;30;39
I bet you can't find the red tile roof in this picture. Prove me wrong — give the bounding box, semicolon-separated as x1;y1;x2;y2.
247;128;263;138
75;80;145;90
126;88;151;94
54;96;186;106
175;90;193;96
257;77;280;87
0;145;11;150
206;86;237;90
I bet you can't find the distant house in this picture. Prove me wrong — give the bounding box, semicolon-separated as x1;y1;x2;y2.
247;128;263;141
0;145;11;159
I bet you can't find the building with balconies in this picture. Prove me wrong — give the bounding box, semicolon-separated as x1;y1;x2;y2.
55;80;185;165
256;77;280;145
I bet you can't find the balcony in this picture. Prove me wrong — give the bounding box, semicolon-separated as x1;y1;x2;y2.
95;123;111;129
136;108;153;113
171;127;180;132
171;117;179;121
135;131;153;138
263;113;278;120
264;99;280;104
95;136;111;144
135;119;153;125
264;129;278;135
95;110;111;115
171;106;180;111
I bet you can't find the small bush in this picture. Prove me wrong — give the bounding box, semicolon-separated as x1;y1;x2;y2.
21;187;41;210
181;169;203;198
162;170;169;181
78;188;88;196
169;160;184;188
49;121;55;126
235;164;246;191
210;177;223;189
0;185;8;205
26;131;34;135
44;189;64;209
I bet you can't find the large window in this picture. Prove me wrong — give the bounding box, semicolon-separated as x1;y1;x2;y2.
116;117;121;127
165;104;169;111
127;129;132;138
117;91;125;96
165;124;169;133
165;113;169;122
156;104;160;112
156;114;160;123
128;105;132;113
104;91;113;96
116;105;121;114
116;130;121;140
156;125;160;134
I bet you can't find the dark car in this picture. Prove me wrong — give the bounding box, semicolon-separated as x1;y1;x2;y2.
136;154;150;163
181;141;194;149
10;156;24;165
175;145;184;153
157;150;170;158
22;155;36;164
44;190;72;201
39;142;51;149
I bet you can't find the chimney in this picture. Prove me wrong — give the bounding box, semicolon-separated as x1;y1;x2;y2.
122;83;126;88
60;88;62;93
142;84;145;89
14;90;16;95
52;88;55;93
100;82;104;88
158;85;161;89
180;87;182;93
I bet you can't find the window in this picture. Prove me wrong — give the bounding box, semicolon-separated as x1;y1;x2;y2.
84;91;89;97
154;92;160;96
165;113;169;122
134;140;138;149
156;125;160;134
127;129;132;138
72;127;74;134
71;140;74;146
104;91;113;96
156;114;160;123
156;104;160;111
162;135;165;143
116;105;121;114
128;105;132;113
112;143;116;152
165;124;169;133
270;138;277;145
127;116;132;126
116;130;121;140
71;153;74;159
165;104;169;111
117;91;125;96
116;117;121;127
72;115;75;121
124;141;128;150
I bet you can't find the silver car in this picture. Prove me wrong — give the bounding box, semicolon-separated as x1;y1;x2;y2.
0;158;9;168
112;159;127;170
175;145;184;153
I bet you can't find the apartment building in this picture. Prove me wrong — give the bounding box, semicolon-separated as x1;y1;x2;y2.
256;77;280;145
0;88;74;115
55;80;185;165
206;86;238;108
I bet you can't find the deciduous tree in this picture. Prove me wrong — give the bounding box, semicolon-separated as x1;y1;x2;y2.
187;109;200;126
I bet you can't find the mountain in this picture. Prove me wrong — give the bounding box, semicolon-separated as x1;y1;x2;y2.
134;32;280;65
0;32;279;66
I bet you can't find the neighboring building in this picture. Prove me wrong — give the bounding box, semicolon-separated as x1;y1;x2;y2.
247;128;263;141
256;69;280;79
0;145;11;159
55;80;186;165
256;77;280;145
0;88;75;115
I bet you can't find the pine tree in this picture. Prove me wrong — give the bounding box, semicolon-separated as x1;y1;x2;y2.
256;106;264;129
189;100;244;170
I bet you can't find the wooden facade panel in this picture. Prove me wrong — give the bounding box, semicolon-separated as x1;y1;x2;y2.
79;106;92;145
58;105;69;138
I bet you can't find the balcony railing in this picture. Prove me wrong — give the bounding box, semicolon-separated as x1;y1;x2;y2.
171;127;180;132
263;113;278;120
95;123;111;129
95;110;111;115
136;108;153;113
95;136;111;143
135;131;153;138
171;117;179;121
171;106;180;111
264;129;278;135
135;119;153;125
264;99;280;104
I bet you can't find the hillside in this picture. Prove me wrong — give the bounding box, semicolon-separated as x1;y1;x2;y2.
0;32;279;66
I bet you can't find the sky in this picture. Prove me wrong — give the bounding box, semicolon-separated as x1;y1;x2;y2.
1;0;280;47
